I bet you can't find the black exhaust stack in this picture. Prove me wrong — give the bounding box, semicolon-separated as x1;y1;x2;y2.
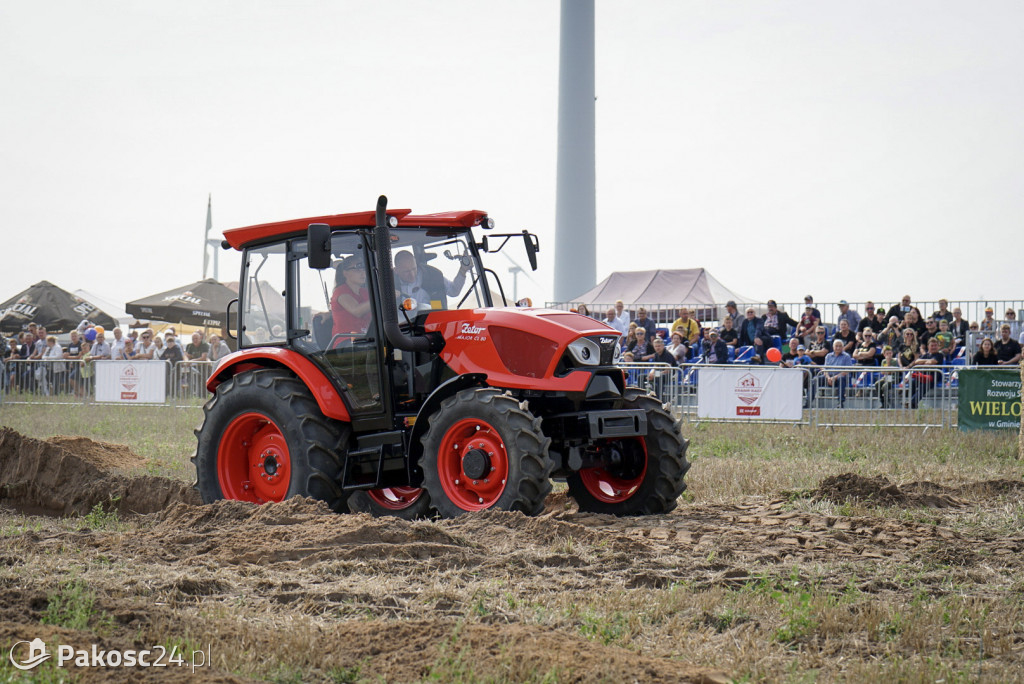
373;195;442;353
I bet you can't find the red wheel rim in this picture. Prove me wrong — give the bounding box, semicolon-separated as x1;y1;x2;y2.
217;412;291;504
437;418;509;511
579;438;647;504
367;487;424;511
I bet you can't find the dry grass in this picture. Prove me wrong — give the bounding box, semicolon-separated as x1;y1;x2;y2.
1;404;1023;682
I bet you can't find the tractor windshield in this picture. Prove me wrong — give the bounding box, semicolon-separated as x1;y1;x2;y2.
388;228;489;312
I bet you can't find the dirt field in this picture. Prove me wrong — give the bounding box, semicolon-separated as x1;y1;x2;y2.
2;425;1023;683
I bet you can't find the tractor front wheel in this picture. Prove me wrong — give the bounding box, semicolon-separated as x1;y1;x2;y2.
192;369;350;512
420;388;552;518
567;390;689;516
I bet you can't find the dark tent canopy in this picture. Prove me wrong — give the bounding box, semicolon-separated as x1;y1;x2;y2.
0;281;117;334
126;278;238;328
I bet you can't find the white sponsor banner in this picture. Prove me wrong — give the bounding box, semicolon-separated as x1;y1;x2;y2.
697;366;804;420
95;361;166;403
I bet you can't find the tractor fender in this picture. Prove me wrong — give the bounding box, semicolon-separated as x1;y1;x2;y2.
408;373;488;463
206;348;351;422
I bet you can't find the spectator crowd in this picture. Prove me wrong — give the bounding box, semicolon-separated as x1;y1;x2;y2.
0;319;233;399
593;295;1022;405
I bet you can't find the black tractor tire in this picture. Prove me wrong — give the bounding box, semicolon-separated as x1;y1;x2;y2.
192;369;350;512
348;487;433;519
420;387;552;518
567;389;690;516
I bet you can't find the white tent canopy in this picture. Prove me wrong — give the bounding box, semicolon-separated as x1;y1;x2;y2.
565;268;757;312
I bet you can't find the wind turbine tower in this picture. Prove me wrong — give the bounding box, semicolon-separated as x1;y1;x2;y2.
553;0;596;303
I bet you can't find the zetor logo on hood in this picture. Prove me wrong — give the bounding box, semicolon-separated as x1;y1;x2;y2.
456;322;487;342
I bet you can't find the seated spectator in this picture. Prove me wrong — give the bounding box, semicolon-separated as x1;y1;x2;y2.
701;329;729;364
994;324;1022;366
795;305;819;342
666;331;689;363
645;336;677;400
934;319;955;360
876;316;902;350
875;344;900;408
723;300;741;324
1005;309;1020;339
886;294;913;322
836;300;861;331
604;307;628;336
670;308;700;348
858;302;879;333
627;327;654;361
919;317;938;350
781;337;803;367
951;307;969;346
901;309;926;337
621;323;638;351
761;300;798;341
870;307;888;333
803;295;822;322
907;338;944;408
209;334;231;362
737;307;771;363
185;331;210;362
973;337;999;366
898;329;919;367
932;299;953;324
979;307;997;336
853;329;878;366
135;329;157;359
832;319;857;355
719;315;738;349
814;340;855;408
807;326;830;367
633;307;657;340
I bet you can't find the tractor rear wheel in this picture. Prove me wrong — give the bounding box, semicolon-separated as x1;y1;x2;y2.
567;390;689;516
420;388;552;518
348;487;432;519
192;369;350;512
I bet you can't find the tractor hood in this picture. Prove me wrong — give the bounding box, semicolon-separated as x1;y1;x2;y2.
422;308;621;391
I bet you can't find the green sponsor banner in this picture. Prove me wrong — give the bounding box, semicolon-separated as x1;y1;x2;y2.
958;368;1021;431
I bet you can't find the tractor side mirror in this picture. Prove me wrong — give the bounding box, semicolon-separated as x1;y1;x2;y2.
476;236;488;252
522;231;539;271
307;223;332;269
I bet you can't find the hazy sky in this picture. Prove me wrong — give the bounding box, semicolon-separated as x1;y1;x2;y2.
2;1;1021;315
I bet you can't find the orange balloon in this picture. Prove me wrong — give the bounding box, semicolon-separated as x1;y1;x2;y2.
766;347;782;363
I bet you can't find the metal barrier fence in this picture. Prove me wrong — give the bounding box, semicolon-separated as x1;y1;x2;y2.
618;361;963;429
0;359;215;407
0;357;974;429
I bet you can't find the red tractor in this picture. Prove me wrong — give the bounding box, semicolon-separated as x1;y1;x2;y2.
193;196;689;518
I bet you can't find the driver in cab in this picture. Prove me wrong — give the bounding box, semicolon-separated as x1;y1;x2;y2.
394;250;469;311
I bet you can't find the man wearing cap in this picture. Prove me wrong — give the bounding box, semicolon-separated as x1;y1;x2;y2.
723;300;741;323
701;329;728;364
994;325;1022;366
837;300;861;331
761;300;799;341
803;295;822;322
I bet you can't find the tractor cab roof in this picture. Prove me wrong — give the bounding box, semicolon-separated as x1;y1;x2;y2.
223;209;491;250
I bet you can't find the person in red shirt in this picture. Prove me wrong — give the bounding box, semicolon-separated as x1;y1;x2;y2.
331;256;372;339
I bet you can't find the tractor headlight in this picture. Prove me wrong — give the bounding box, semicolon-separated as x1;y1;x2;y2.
567;337;601;366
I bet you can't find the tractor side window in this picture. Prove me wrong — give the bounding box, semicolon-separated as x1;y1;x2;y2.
242;244;287;346
297;233;373;351
391;230;487;312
